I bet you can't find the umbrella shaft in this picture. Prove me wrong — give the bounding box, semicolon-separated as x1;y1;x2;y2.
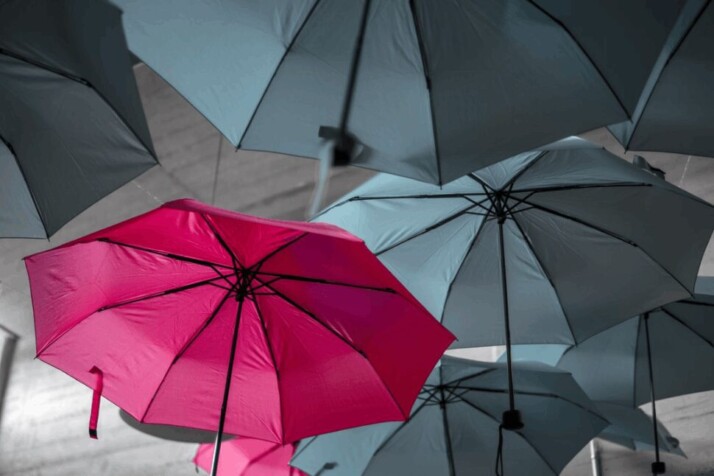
498;220;516;412
210;296;245;476
337;0;373;142
644;313;661;463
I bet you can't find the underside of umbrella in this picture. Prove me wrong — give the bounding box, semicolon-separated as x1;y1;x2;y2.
0;0;157;238
291;357;607;476
609;0;714;158
114;0;682;184
26;200;453;451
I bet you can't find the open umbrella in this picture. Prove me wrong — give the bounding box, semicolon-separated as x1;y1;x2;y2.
609;0;714;158
25;199;453;476
553;293;714;474
290;357;608;476
195;438;306;476
314;139;714;431
111;0;682;185
596;402;684;458
0;0;157;238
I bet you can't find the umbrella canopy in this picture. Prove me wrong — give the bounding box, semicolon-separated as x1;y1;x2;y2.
290;357;607;476
0;0;157;238
556;294;714;407
112;0;682;184
498;349;684;457
314;140;713;430
315;141;714;349
195;438;306;476
596;402;684;458
609;0;714;158
25;199;453;465
508;290;714;474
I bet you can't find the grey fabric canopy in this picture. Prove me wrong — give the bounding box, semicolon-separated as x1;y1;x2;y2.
113;0;681;184
0;0;156;238
315;141;714;350
610;0;714;158
596;402;684;458
557;294;714;408
290;357;607;476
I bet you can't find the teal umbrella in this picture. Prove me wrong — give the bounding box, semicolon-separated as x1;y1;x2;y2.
111;0;683;185
609;0;714;159
595;403;684;458
503;284;714;474
498;350;685;458
290;357;607;476
315;139;714;430
0;0;157;238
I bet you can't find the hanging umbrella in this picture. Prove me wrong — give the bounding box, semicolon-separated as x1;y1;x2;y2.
496;350;684;458
194;438;306;476
0;0;157;238
314;139;714;431
552;293;714;474
25;199;453;476
609;0;714;158
111;0;683;185
290;357;608;476
595;402;684;458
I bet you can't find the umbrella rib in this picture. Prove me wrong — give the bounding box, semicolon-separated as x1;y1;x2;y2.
250;233;308;271
438;367;457;476
96;273;236;312
367;402;430;461
0;132;50;237
97;238;232;270
511;182;652;195
251;278;366;358
501;151;547;190
524;0;629;117
622;1;710;151
140;290;233;421
252;277;407;418
509;215;577;344
375;201;481;256
0;47;157;160
253;271;396;293
437;212;489;326
408;0;443;185
516;197;692;294
660;307;714;348
251;294;285;437
200;213;243;269
454;395;561;475
452;386;606;421
235;0;323;148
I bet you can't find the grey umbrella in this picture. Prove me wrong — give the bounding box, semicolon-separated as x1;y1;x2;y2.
315;139;714;431
0;0;156;238
290;357;608;476
112;0;682;185
609;0;714;158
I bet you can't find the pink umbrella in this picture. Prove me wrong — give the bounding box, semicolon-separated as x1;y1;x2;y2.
194;438;305;476
26;199;453;475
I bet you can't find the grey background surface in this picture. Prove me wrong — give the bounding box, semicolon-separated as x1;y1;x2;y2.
0;65;712;475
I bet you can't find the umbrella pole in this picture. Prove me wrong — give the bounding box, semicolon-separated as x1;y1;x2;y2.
644;312;665;475
498;218;522;431
210;295;246;476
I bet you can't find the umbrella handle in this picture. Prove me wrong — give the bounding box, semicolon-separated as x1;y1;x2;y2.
644;313;666;474
88;366;103;439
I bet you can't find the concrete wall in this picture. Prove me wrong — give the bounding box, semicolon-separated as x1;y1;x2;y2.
0;65;712;475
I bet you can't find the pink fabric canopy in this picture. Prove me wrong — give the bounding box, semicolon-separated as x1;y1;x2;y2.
194;438;305;476
26;199;453;444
